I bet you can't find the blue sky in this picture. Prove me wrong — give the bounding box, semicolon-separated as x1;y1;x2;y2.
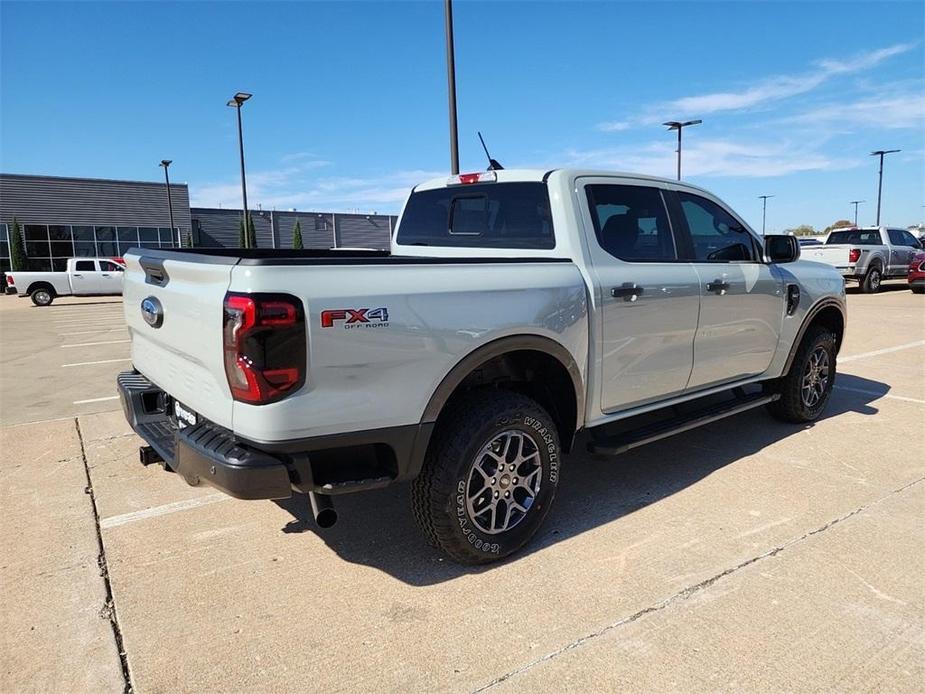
2;1;923;232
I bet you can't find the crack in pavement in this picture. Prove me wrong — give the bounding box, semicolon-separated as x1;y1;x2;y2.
75;417;134;694
472;475;925;692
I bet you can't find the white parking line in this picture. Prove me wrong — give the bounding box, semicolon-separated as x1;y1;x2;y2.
840;340;925;363
73;395;119;404
62;358;132;368
835;386;925;405
100;494;230;529
60;328;127;336
61;339;130;348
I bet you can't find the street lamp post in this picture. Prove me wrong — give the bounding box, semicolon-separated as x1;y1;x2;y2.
159;160;177;246
758;195;774;235
849;200;865;226
444;0;459;175
227;92;253;247
663;119;702;180
870;149;900;227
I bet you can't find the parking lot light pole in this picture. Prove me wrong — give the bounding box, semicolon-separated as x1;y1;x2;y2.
850;200;865;226
758;195;774;235
444;0;459;175
159;160;177;246
870;149;900;227
228;92;253;247
663;119;702;180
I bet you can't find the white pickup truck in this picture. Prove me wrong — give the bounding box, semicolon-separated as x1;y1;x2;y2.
118;169;846;564
803;226;923;292
11;257;125;305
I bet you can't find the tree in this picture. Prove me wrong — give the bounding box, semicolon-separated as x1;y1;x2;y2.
823;219;854;235
9;217;27;271
292;220;303;249
788;224;816;236
238;214;258;248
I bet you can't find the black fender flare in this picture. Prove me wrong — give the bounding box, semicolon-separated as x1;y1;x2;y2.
420;334;585;431
782;298;846;375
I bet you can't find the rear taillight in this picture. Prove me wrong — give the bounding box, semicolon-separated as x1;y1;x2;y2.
848;248;861;263
5;274;12;285
223;292;306;404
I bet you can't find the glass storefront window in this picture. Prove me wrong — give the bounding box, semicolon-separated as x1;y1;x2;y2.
50;241;74;257
158;227;175;245
24;224;48;240
95;227;117;256
48;225;71;241
26;241;50;257
52;259;69;272
27;259;52;272
139;227;158;243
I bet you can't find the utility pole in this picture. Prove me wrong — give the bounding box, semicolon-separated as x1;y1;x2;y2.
849;200;864;226
159;160;177;245
870;149;900;226
444;0;459;175
663;119;702;180
758;195;774;235
228;92;253;247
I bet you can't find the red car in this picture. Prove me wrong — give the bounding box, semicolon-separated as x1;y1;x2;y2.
909;252;925;294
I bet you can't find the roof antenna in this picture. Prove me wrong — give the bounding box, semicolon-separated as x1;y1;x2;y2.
478;131;504;171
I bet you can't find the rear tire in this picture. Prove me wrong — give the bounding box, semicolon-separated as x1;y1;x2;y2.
861;264;882;293
411;389;561;565
767;325;836;423
911;286;924;294
30;288;54;306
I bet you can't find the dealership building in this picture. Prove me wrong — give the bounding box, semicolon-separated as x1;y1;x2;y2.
0;173;397;275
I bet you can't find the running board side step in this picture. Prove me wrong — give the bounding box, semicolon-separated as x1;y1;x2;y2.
587;392;780;456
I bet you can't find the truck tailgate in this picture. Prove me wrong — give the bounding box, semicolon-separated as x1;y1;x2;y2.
804;245;850;267
122;252;235;428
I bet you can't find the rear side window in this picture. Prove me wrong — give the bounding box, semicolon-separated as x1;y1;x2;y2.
827;230;880;245
585;184;677;261
396;182;554;249
74;260;96;271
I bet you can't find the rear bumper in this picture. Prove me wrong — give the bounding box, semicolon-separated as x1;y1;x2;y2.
118;371;292;499
117;370;433;500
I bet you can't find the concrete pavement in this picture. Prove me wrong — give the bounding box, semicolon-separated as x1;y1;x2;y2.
1;284;923;692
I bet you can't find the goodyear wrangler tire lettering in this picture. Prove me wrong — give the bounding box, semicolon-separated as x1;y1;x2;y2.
410;389;561;565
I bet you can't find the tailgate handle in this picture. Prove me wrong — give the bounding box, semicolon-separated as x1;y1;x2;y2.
139;257;170;287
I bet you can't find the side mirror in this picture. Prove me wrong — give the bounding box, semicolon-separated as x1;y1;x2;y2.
765;235;800;263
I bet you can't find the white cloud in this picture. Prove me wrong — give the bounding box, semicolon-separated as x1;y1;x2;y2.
599;42;918;129
191;168;443;212
564;138;856;179
596;120;632;132
782;93;925;130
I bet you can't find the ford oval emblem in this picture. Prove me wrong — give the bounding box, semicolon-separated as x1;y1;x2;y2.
141;296;164;328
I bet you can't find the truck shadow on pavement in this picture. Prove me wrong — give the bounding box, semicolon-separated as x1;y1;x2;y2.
274;373;886;586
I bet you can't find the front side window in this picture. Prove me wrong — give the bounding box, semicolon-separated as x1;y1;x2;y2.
678;193;756;262
397;182;554;249
585;184;676;261
100;261;124;272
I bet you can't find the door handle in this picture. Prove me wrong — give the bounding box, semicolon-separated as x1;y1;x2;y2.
611;283;644;302
73;274;83;277
706;280;730;295
101;273;110;277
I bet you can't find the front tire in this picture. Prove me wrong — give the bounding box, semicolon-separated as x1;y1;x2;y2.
861;264;882;293
767;325;836;423
411;389;561;565
31;288;54;306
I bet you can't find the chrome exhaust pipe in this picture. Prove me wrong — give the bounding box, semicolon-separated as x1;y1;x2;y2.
308;492;337;528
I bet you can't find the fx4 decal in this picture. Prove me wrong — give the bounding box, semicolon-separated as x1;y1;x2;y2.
320;307;390;329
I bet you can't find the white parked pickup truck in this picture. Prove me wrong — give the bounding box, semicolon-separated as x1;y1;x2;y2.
118;169;847;564
804;226;923;293
11;257;125;305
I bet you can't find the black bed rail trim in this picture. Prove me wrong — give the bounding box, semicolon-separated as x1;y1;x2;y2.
127;247;573;267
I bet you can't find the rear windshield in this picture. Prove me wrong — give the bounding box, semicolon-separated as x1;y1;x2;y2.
827;230;881;245
396;182;555;249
